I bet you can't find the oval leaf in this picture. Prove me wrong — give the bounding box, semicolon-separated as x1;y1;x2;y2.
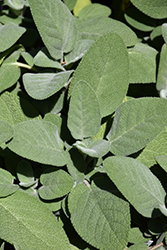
68;80;101;139
104;156;166;217
68;182;130;250
107;98;167;156
28;0;77;59
0;121;14;145
8;120;67;166
39;168;74;200
69;32;129;117
23;70;73;100
0;191;70;249
0;168;18;197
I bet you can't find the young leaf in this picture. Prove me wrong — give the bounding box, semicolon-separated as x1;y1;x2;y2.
69;32;129;117
28;0;77;59
0;121;14;145
0;190;70;249
68;182;130;250
68;80;101;140
103;156;166;217
78;4;111;20
17;160;36;188
73;0;91;16
137;127;167;168
0;168;18;197
74;139;110;158
23;70;73;100
0;23;25;52
107;98;167;156
8;120;68;166
130;0;167;19
39;168;74;200
155;155;167;173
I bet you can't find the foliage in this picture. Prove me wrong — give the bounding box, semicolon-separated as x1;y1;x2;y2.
1;0;167;249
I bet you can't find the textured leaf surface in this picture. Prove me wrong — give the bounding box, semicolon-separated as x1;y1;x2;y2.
0;191;70;249
23;70;73;100
68;80;101;139
156;44;167;98
74;139;110;158
78;3;111;19
0;23;25;52
162;23;167;44
0;168;18;197
68;182;130;250
107;98;167;156
39;168;74;200
69;33;129;117
128;43;157;84
8;120;67;166
0;121;14;145
0;51;21;93
104;156;166;217
156;155;167;173
137;127;167;167
28;0;77;59
76;16;137;47
130;0;167;19
73;0;91;16
17;160;36;187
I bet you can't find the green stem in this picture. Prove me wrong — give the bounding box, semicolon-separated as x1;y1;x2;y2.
11;62;38;72
149;242;164;250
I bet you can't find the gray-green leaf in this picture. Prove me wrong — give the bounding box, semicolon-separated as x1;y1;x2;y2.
0;121;14;145
104;156;166;217
8;120;68;166
0;168;18;197
157;44;167;98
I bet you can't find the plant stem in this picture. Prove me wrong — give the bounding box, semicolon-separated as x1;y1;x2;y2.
149;242;164;250
11;62;38;72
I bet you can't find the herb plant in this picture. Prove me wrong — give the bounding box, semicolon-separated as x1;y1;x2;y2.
1;0;167;249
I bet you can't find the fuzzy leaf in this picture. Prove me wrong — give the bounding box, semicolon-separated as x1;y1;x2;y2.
39;168;74;200
8;120;68;166
107;98;167;156
68;80;101;139
23;70;73;100
17;160;36;188
69;33;129;117
0;190;70;249
156;155;167;172
28;0;77;59
0;121;14;145
68;182;130;250
0;168;18;197
104;156;166;217
78;4;111;19
0;23;25;52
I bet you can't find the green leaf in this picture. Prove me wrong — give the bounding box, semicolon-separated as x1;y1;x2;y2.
39;167;74;200
8;120;68;166
28;0;77;59
68;80;101;139
0;23;25;52
128;43;157;84
0;51;21;93
33;49;65;70
74;139;110;158
68;182;130;250
63;0;77;11
76;16;137;47
104;156;166;217
107;98;167;156
5;0;27;10
78;4;111;20
23;70;73;100
0;190;70;249
157;44;167;98
69;33;129;117
17;160;36;188
162;23;167;44
0;121;14;145
73;0;91;16
125;7;156;32
0;92;40;126
0;168;19;197
130;0;167;19
156;155;167;172
137;127;167;168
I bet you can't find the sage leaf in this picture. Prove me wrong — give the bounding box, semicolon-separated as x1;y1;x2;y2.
17;160;36;188
68;182;130;250
0;190;70;249
155;155;167;173
28;0;77;59
104;156;166;217
39;168;74;200
68;80;101;140
0;168;18;197
23;70;73;100
8;120;68;166
107;98;167;156
130;0;167;19
0;121;14;145
0;23;25;52
78;3;111;19
69;32;129;117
